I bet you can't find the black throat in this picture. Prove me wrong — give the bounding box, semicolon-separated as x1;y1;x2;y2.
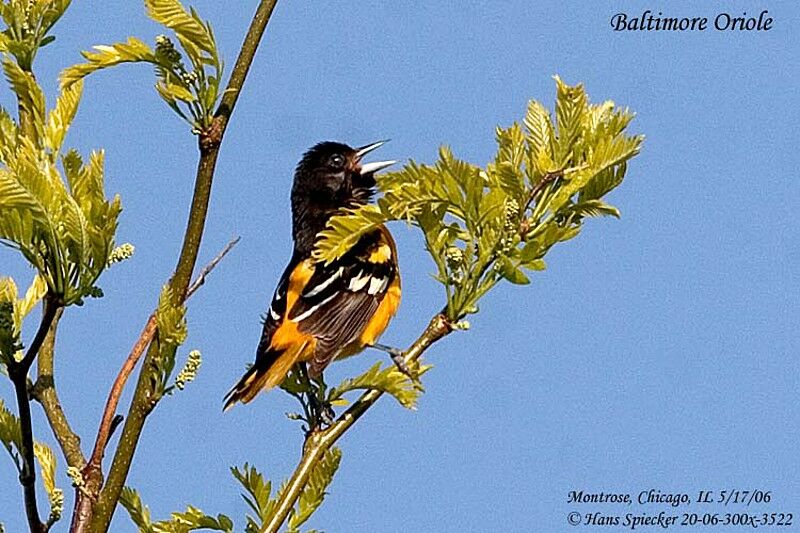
291;189;337;257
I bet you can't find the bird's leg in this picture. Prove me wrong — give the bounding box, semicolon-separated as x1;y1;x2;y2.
311;374;335;426
369;342;413;378
298;363;334;429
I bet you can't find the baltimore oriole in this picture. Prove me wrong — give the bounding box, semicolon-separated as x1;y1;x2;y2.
224;141;400;410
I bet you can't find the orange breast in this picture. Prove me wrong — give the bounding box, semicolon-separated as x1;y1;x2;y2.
358;275;401;346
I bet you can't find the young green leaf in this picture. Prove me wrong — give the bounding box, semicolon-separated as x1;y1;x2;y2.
498;258;531;285
327;361;430;410
121;486;233;533
45;80;83;153
0;399;22;470
60;37;157;88
231;463;277;531
3;57;46;138
33;442;64;526
145;0;216;59
119;487;154;532
287;447;342;531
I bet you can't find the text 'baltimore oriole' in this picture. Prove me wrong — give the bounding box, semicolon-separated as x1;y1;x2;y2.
224;141;399;410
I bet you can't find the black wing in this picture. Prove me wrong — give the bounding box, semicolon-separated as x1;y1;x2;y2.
290;228;397;375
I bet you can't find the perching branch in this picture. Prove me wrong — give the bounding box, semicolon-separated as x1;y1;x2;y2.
261;314;453;533
7;296;62;533
87;3;279;530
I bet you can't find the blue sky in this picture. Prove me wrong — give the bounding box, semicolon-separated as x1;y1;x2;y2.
1;1;799;531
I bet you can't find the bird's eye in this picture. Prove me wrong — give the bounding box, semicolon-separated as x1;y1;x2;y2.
329;154;345;168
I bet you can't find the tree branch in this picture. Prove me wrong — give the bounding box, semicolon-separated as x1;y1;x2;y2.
261;314;453;533
87;0;279;523
30;307;86;470
68;237;239;531
8;296;61;533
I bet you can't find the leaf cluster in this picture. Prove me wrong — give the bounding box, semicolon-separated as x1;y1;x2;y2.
61;0;222;132
119;486;233;533
0;0;71;69
0;66;121;306
326;361;430;410
315;77;643;320
152;285;194;398
230;462;277;533
231;448;341;533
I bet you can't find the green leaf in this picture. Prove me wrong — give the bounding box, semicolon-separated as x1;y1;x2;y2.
523;99;554;158
491;161;525;203
60;37;156;88
153;285;188;393
145;0;216;59
0;132;120;305
553;75;588;166
313;204;387;265
0;275;46;338
3;57;46;139
519;241;547;270
121;486;233;533
327;361;430;410
31;0;72;37
495;123;526;171
580;162;626;202
157;80;196;103
567;199;621;220
523;258;546;271
155;285;187;346
153;506;234;533
1;401;63;527
231;463;275;530
0;399;22;470
34;442;64;526
45;80;83;153
288;447;342;531
498;258;530;285
119;487;154;532
0;279;19;364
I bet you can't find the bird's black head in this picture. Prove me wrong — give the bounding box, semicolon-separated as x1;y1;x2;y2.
291;140;395;255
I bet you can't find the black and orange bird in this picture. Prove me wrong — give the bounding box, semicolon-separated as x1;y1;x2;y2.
224;141;401;411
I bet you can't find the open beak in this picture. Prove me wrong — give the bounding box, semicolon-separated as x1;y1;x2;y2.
356;140;396;174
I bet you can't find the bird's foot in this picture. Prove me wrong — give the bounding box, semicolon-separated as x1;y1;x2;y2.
370;342;414;379
307;387;335;430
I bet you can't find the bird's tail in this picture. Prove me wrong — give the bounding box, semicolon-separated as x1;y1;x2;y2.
223;344;306;411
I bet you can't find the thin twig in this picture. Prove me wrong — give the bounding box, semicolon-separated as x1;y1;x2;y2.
261;314;453;533
8;296;61;533
70;237;240;531
12;296;60;376
186;236;241;297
